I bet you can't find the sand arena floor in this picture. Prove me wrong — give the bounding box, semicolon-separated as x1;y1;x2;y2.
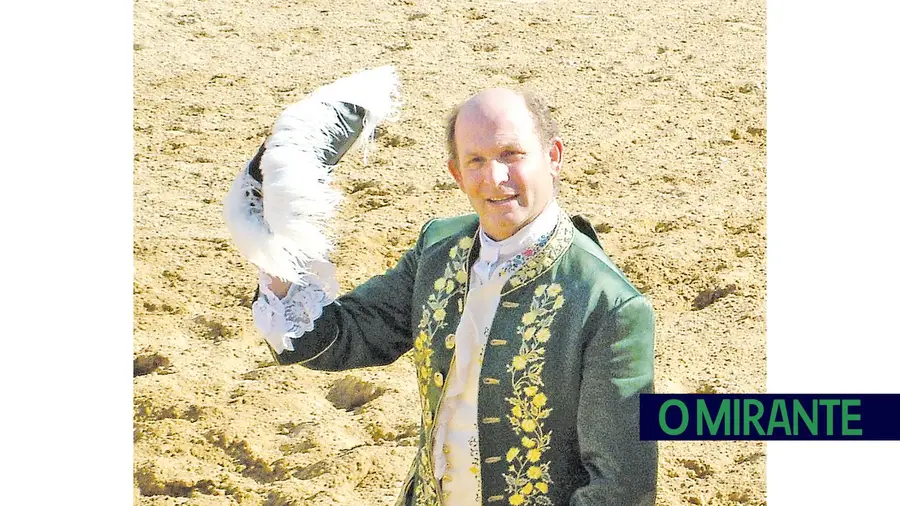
133;0;766;503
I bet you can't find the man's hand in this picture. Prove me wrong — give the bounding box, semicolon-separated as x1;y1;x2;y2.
267;274;292;298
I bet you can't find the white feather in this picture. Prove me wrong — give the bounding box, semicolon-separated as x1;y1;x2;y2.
223;66;401;283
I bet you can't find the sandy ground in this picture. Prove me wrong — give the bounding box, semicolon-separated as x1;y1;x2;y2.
133;0;766;504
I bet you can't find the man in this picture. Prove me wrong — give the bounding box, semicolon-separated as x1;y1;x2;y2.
252;88;657;505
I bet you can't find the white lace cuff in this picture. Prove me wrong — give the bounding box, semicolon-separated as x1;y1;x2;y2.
252;261;338;354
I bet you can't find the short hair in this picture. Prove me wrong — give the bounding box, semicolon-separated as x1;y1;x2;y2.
445;90;559;164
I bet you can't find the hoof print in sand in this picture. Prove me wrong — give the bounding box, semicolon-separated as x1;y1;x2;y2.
205;430;289;483
194;315;239;340
367;421;418;442
134;352;170;377
134;464;210;497
326;376;386;410
692;284;737;310
295;447;373;484
678;458;714;480
134;397;215;423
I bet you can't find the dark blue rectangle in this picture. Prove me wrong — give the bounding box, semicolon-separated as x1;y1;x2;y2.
639;394;900;440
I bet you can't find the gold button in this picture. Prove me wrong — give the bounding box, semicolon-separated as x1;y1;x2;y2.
434;372;444;387
445;333;456;350
442;474;452;482
443;444;451;454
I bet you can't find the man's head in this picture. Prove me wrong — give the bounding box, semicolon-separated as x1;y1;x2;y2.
446;88;563;241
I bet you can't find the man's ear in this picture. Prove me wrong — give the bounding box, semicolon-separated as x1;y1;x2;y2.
447;158;463;189
548;137;563;178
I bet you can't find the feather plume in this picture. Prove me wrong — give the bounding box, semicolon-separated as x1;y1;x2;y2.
223;66;401;284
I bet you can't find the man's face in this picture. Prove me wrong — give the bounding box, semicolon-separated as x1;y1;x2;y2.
448;92;563;241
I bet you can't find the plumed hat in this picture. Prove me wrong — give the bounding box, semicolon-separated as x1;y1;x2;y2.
223;66;401;284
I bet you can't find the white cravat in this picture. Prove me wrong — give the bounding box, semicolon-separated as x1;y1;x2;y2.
432;201;560;504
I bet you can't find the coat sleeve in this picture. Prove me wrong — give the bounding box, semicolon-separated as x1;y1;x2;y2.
261;220;432;371
570;295;658;506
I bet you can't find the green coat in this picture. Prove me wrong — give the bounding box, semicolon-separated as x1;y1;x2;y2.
269;212;657;506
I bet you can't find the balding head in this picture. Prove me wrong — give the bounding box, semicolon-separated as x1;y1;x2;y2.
460;88;528;121
445;88;558;164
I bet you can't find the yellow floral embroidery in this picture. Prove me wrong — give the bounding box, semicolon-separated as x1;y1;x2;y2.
413;452;438;505
502;282;564;505
523;327;536;341
414;236;472;416
506;217;574;291
512;355;527;370
411;233;474;505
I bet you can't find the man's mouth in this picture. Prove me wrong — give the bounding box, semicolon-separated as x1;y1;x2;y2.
487;195;517;204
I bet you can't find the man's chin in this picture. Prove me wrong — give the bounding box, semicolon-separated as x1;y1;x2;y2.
481;214;529;241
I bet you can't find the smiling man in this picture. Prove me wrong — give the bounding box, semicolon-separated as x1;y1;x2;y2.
251;88;657;506
447;89;563;242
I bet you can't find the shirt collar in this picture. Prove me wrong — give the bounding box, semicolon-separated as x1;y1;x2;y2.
477;200;560;265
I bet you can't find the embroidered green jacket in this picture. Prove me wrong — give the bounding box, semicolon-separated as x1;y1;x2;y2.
270;212;657;506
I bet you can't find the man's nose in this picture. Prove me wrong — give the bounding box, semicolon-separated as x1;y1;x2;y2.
483;159;510;186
